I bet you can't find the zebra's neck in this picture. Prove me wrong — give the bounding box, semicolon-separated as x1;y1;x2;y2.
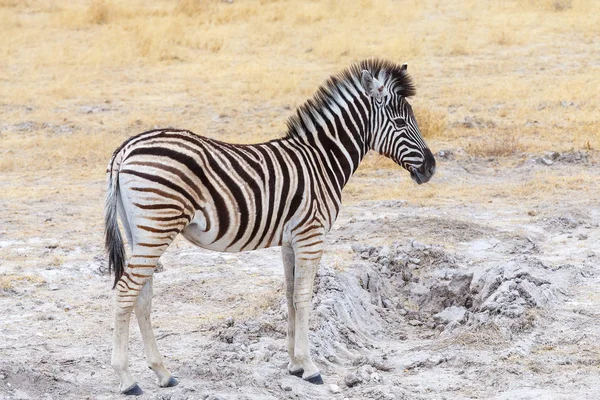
282;82;372;192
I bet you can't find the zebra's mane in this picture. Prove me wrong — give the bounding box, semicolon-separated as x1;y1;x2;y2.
286;59;416;138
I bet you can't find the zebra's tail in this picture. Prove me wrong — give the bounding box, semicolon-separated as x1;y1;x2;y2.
104;151;126;289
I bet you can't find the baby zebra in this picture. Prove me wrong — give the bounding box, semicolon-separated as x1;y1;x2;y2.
104;59;436;395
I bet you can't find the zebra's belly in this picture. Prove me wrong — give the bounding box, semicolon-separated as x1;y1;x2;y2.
180;211;282;253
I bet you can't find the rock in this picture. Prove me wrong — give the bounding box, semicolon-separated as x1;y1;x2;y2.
411;240;430;250
540;157;553;166
559;151;588;164
344;372;362;387
433;306;467;325
281;383;292;391
474;263;555;319
440;320;462;338
437;149;454;159
413;270;473;313
329;384;342;393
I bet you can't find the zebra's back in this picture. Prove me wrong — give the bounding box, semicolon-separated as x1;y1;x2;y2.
108;129;333;253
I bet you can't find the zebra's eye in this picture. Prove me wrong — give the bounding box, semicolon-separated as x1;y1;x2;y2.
393;118;407;128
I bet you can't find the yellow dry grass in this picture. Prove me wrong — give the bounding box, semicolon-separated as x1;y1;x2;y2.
0;0;598;181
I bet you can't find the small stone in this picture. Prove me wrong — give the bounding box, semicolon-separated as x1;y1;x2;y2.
344;372;362;387
281;383;292;391
408;319;422;326
411;240;429;250
527;210;537;216
329;384;342;394
409;257;421;265
433;306;467;325
540;157;553;166
578;233;588;240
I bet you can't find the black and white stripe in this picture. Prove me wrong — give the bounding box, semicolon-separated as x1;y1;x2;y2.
105;59;436;394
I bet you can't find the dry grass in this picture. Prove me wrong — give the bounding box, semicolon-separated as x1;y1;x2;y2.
466;131;522;157
416;108;448;139
0;274;46;292
86;0;113;24
0;0;598;182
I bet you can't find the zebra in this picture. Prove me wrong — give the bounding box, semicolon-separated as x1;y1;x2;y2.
104;59;436;395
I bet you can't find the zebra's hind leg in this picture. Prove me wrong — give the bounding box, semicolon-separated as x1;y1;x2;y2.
112;246;173;395
135;276;178;388
112;253;155;395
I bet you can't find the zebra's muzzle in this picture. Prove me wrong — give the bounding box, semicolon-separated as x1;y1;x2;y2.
408;148;436;185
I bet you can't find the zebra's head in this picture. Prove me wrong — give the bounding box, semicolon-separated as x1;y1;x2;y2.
360;61;436;185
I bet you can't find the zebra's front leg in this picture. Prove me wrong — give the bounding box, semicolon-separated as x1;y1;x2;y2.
134;277;177;388
282;245;303;376
292;242;324;384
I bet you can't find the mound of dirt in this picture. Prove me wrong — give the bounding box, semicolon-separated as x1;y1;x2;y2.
349;240;557;339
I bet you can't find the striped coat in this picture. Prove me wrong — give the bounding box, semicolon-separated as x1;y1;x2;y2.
105;59;436;394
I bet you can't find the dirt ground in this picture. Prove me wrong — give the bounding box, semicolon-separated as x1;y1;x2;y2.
2;1;600;399
1;152;600;400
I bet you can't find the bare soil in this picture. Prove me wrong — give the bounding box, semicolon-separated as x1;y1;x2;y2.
1;153;600;400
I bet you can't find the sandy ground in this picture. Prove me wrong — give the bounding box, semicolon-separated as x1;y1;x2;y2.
1;151;599;400
1;1;599;399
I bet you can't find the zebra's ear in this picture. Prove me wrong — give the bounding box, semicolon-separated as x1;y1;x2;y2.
361;70;389;100
401;63;408;72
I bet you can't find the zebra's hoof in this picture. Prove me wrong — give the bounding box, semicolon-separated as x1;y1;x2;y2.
162;376;179;388
305;373;323;385
122;383;143;396
289;368;304;378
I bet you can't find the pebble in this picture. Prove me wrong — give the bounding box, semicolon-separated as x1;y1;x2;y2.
408;319;422;326
411;240;428;250
344;372;361;387
329;384;341;393
281;384;292;392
